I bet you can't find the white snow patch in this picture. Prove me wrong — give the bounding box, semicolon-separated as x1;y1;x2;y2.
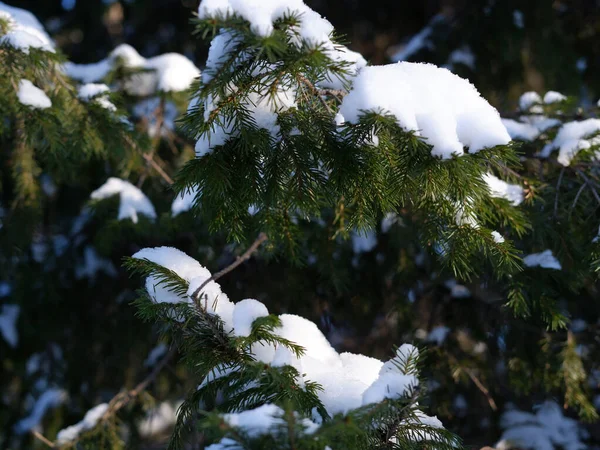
513;10;524;29
65;44;199;96
339;62;510;158
544;91;567;104
0;304;19;347
75;246;117;279
14;388;67;434
18;79;51;109
501;118;540;141
540;119;600;166
523;250;561;270
232;299;269;337
483;173;524;206
171;186;199;216
519;92;542;112
351;231;377;253
491;231;505;243
91;177;156;223
0;2;54;53
138;401;181;437
448;46;475;70
427;326;450;345
56;403;109;445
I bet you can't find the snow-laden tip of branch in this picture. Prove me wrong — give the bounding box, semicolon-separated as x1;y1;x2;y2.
132;247;440;432
339;62;511;159
0;2;54;53
78;83;117;111
483;173;525;206
90;178;156;224
56;403;109;445
18;80;51;109
65;44;200;96
543;91;567;104
523;250;561;270
14;389;67;434
540;119;600;166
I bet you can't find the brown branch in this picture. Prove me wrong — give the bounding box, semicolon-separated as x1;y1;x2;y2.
142;153;174;185
463;367;498;411
31;430;55;448
190;233;268;303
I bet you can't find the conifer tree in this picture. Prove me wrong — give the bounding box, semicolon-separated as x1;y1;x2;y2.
2;1;600;450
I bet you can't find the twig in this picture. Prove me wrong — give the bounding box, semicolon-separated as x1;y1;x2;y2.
190;233;268;303
31;430;55;448
577;169;600;206
142;153;174;185
463;367;498;411
101;346;177;421
553;167;565;218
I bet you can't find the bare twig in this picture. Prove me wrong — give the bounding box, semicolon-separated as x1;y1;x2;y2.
463;367;498;411
31;430;55;448
190;233;268;303
142;153;174;185
553;167;565;218
577;169;600;206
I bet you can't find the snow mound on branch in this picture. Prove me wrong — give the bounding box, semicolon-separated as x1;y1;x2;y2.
56;403;109;445
519;92;542;112
0;2;54;53
132;246;440;424
90;178;156;224
502;119;541;141
497;401;585;450
78;83;116;112
483;173;524;206
523;250;561;270
65;44;200;96
132;246;235;330
17;80;51;109
198;0;365;90
339;62;511;158
540;119;600;166
544;91;567;104
0;304;19;347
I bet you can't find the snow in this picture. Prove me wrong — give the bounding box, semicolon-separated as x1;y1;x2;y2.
65;44;200;96
90;177;157;223
133;247;442;429
0;304;19;347
144;343;168;367
447;46;475;70
501;118;540;141
171;186;199;216
390;15;444;62
497;401;585;450
351;231;377;253
232;299;269;337
427;326;450;345
523;250;561;270
56;403;109;445
17;80;51;109
339;62;511;158
513;10;524;29
519;92;542;112
0;2;54;54
78;83;116;111
540;119;600;166
445;279;471;298
138;401;181;437
544;91;567;104
483;173;525;206
14;388;67;434
492;231;505;243
75;246;118;279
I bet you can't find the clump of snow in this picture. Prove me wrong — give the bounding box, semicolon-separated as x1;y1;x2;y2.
78;83;116;111
540;119;600;166
513;10;524;29
0;2;54;53
544;91;567;104
132;246;441;429
501;119;541;141
519;92;543;112
90;178;156;224
445;279;471;298
0;304;19;347
207;403;319;449
56;403;109;445
427;326;450;345
232;299;269;337
75;246;118;279
483;173;525;206
351;231;377;253
447;46;475;70
172;186;199;216
492;231;505;244
138;401;181;437
497;401;585;450
65;44;200;96
17;79;51;109
523;250;561;270
144;343;168;367
339;62;511;158
14;388;67;434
